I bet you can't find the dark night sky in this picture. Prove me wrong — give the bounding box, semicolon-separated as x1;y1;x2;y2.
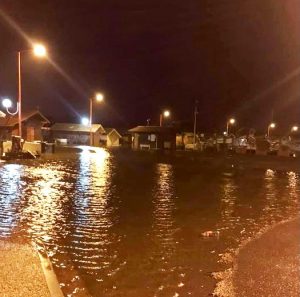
0;0;300;132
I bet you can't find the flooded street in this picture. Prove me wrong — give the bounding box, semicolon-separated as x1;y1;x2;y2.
0;148;299;297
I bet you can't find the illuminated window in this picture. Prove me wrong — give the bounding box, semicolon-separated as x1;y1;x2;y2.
148;134;156;142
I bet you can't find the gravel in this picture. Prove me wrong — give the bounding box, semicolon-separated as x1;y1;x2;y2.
0;241;51;297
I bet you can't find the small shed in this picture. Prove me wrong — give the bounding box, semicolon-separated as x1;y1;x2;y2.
128;126;176;150
0;110;50;142
50;123;105;146
100;128;122;147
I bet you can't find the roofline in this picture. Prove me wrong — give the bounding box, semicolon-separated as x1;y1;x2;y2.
0;110;50;127
28;110;50;124
106;128;122;138
50;123;105;132
128;125;177;133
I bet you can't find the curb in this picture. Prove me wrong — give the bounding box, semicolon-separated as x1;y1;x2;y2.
32;241;64;297
37;251;65;297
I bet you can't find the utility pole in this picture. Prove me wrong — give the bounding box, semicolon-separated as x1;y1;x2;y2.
193;100;198;149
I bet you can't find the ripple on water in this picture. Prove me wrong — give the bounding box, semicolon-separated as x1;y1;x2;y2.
0;154;299;297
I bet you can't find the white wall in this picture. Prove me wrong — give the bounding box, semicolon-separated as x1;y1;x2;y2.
2;141;42;155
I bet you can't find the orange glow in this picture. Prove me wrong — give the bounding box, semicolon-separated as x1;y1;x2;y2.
33;43;47;57
229;118;235;125
95;93;104;102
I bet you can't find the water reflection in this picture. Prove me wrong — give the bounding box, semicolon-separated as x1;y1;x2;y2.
21;166;69;244
152;163;178;295
0;155;299;297
286;171;300;212
71;148;120;287
261;169;279;223
152;163;176;256
0;164;23;236
218;177;239;231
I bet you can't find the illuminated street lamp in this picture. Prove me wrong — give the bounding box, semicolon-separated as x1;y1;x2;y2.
226;118;236;135
2;98;19;115
18;43;47;138
33;44;47;57
89;92;104;146
291;126;298;132
267;122;276;137
159;110;170;126
81;117;89;126
2;98;12;109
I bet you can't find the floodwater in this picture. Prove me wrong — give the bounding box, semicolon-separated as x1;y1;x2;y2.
0;148;299;297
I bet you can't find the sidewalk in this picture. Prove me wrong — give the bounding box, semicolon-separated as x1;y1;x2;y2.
0;241;51;297
233;218;300;297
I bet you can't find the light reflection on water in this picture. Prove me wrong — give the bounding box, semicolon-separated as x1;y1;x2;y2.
152;163;179;296
0;164;23;236
152;163;176;257
71;149;119;278
219;177;239;231
0;152;299;297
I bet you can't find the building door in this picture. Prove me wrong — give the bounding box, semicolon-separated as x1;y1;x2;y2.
27;127;35;142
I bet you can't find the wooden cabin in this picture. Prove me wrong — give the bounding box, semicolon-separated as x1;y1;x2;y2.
99;128;122;147
128;126;176;150
50;123;105;146
0;110;50;142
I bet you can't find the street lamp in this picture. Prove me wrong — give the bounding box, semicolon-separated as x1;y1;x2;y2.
267;122;276;137
2;98;19;115
226;118;236;135
33;44;47;57
160;110;170;126
18;43;47;138
89;92;104;146
81;117;89;126
291;126;298;132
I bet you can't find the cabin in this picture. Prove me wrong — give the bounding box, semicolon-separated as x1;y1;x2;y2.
99;128;122;147
128;126;176;150
50;123;105;146
119;130;133;148
176;132;201;150
0;110;50;142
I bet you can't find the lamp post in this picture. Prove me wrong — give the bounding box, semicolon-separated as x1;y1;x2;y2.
226;118;235;135
18;43;47;138
267;122;276;137
159;110;170;126
2;98;19;115
89;92;104;146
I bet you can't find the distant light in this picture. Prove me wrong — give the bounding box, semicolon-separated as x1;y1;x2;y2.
95;93;104;102
81;117;89;126
229;118;235;125
269;123;276;129
292;126;298;132
223;131;227;136
163;110;170;117
2;98;12;109
33;43;47;57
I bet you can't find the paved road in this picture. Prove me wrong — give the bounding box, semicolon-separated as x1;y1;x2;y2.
233;218;300;297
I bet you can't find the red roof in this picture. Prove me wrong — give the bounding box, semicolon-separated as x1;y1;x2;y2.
0;110;50;127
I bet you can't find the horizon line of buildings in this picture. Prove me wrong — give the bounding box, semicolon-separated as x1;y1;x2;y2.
0;108;299;153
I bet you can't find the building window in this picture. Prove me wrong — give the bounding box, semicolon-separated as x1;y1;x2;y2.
148;134;156;142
